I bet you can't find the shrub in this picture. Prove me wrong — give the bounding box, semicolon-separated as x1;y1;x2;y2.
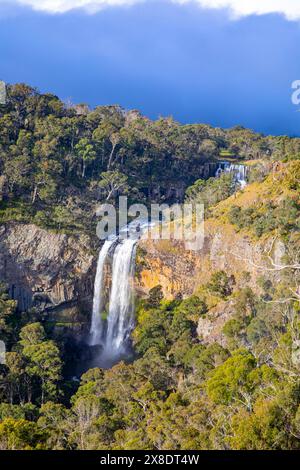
207;271;235;299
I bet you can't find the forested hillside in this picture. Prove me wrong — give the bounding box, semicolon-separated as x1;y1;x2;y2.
0;84;300;450
1;84;299;233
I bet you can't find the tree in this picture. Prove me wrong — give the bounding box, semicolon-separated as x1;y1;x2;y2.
192;343;229;380
71;395;104;450
75;138;96;178
147;285;164;308
145;392;197;450
98;170;128;201
0;403;25;421
3;352;31;404
38;402;70;450
0;284;17;343
23;341;62;404
229;398;299;450
31;160;59;204
175;295;207;323
3;130;32;195
52;205;74;230
206;350;257;408
0;418;47;450
207;271;235;299
19;323;62;404
185;173;235;210
19;323;45;346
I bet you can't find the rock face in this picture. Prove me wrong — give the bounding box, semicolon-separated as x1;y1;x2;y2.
197;300;235;347
137;221;270;298
0;223;96;320
136;220;285;345
0;216;285;345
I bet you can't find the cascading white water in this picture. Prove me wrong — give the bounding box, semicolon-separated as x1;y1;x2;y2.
105;238;137;356
89;240;114;346
89;222;149;363
216;161;248;188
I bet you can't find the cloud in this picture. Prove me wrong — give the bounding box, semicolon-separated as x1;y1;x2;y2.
0;1;143;14
192;0;300;21
2;0;300;20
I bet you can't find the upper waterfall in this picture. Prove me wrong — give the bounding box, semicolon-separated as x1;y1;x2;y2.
215;161;248;188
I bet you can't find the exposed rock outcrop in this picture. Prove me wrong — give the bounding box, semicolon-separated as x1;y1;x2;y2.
197;300;235;347
136;220;285;345
0;223;96;320
137;221;274;298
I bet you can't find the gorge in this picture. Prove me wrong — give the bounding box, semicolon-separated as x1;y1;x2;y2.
89;162;249;366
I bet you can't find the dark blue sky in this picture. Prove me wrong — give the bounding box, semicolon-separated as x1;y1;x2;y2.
1;1;300;135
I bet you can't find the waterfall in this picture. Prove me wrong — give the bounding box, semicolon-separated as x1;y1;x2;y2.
105;238;137;356
89;240;114;346
90;223;148;363
216;161;248;188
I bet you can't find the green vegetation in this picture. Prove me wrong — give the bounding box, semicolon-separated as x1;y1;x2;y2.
1;267;300;449
2;84;300;234
228;198;300;237
206;271;235;299
185;173;237;212
0;83;229;234
1;84;300;450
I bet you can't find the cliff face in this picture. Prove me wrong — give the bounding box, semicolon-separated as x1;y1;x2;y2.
0;223;96;323
136;220;285;346
137;220;279;298
0;201;285;345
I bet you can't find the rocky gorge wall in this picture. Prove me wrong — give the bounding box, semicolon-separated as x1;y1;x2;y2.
0;222;96;334
0;214;285;346
136;219;285;346
137;220;283;298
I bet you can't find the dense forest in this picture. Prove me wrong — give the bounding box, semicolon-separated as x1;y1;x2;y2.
1;83;300;234
0;84;300;450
